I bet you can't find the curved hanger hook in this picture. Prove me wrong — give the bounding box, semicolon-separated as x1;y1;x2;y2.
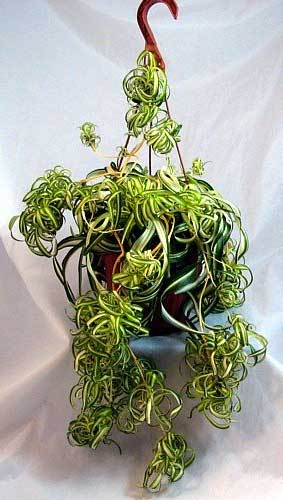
137;0;178;70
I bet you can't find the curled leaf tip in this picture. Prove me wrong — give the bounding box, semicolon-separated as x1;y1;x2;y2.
191;158;205;176
80;122;101;149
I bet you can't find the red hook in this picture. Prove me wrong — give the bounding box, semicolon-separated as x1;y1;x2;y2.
137;0;179;70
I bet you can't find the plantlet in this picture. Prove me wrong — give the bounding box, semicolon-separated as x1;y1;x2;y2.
9;0;267;493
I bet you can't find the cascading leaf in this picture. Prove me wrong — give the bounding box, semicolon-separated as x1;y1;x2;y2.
9;48;267;494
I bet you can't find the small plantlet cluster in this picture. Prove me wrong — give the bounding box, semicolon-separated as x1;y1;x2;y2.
10;50;267;492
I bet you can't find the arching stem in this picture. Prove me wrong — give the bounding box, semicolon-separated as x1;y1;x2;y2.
117;134;131;170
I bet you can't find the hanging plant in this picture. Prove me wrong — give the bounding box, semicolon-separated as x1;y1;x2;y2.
9;0;267;493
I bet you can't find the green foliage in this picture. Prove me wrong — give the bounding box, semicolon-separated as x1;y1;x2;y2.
144;117;182;154
80;122;101;149
11;167;75;256
185;314;267;429
123;51;181;153
144;432;195;491
191;157;205;176
68;406;115;449
123;51;168;106
9;49;267;493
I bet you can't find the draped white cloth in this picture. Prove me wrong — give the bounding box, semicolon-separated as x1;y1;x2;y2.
1;0;283;498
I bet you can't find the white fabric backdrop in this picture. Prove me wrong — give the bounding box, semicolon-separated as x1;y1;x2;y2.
1;0;283;498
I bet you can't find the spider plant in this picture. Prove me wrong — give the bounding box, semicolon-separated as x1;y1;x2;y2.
10;49;267;492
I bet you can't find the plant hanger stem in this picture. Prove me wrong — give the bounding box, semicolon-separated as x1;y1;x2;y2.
137;0;178;70
137;0;188;181
165;99;188;182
